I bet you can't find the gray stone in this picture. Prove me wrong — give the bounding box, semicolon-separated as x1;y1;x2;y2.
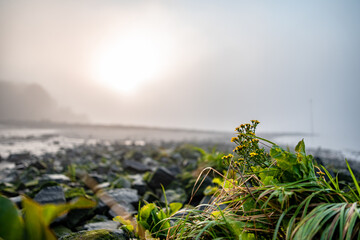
59;229;127;240
40;174;70;184
111;176;131;189
161;188;187;204
147;167;175;189
7;152;31;164
83;221;120;231
34;185;66;204
123;159;151;173
131;175;147;196
99;188;139;213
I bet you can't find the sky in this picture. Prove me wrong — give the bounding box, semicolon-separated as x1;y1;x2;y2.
0;0;359;150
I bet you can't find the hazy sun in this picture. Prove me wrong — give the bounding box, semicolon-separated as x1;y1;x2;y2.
95;30;171;93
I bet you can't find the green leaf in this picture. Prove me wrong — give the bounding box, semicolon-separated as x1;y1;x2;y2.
139;203;156;221
22;196;95;240
345;159;360;199
0;195;24;240
169;202;182;215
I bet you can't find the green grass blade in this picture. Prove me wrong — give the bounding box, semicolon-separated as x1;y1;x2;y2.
346;159;360;198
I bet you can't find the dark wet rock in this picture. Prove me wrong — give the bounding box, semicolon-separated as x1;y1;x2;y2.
143;157;159;169
147;167;175;189
103;188;139;212
59;229;127;240
161;188;187;204
182;159;198;170
111;176;131;189
30;160;47;170
123;159;151;173
131;175;147;196
109;164;122;173
83;221;120;231
40;174;70;184
7;152;31;164
132;151;144;161
52;225;73;239
167;165;182;176
87;214;109;223
159;157;171;164
34;185;66;204
66;208;96;229
143;191;159;203
15;162;29;170
95;164;109;175
171;153;183;162
89;173;106;183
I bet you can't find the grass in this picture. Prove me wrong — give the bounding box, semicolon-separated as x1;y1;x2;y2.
163;121;360;240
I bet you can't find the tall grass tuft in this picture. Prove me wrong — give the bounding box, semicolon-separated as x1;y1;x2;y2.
168;121;360;240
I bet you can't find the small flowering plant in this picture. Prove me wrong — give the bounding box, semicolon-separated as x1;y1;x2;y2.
229;120;271;171
227;120;318;185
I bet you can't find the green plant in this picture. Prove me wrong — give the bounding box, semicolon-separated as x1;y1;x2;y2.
0;194;95;240
170;121;360;240
114;186;182;239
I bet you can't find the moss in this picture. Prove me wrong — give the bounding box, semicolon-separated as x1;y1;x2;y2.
59;230;126;240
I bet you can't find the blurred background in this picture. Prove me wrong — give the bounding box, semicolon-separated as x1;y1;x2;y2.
0;0;359;152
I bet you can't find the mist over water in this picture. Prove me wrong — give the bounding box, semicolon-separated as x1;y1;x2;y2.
0;1;359;152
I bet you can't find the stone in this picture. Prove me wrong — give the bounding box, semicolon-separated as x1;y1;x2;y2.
167;165;181;176
59;229;127;240
122;159;151;173
161;188;187;204
111;176;131;189
83;221;120;231
106;188;139;210
89;173;106;183
30;161;47;170
40;174;70;184
7;152;31;164
34;185;66;204
131;175;147;196
52;225;73;239
147;167;175;189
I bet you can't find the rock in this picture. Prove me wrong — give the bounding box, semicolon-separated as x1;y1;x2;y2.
40;174;70;184
132;151;144;161
111;176;131;189
131;175;147;196
7;152;31;164
30;161;47;170
147;167;175;189
161;188;187;204
88;173;106;183
59;229;127;240
167;165;181;176
143;157;159;169
52;225;73;239
123;159;151;173
103;188;139;212
83;221;120;231
34;185;66;204
171;153;183;162
65;208;95;229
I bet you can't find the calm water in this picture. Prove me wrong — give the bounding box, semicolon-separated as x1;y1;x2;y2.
0;122;359;161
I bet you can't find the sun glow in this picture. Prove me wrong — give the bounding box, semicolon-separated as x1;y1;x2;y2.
95;30;172;93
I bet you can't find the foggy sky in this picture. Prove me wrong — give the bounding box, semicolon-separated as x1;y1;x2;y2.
0;0;359;150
